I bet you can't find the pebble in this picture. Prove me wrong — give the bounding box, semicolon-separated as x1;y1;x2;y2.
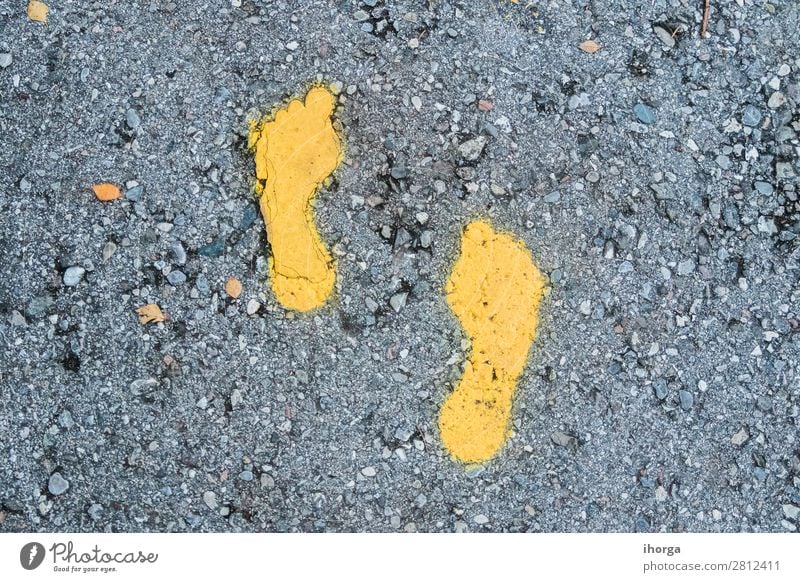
394;228;412;249
390;292;408;313
88;503;103;521
458;136;486;161
195;275;210;295
125;185;143;201
0;53;11;68
653;378;668;400
677;259;695;276
361;466;377;477
391;163;408;180
126;108;141;129
633;103;657;125
230;389;244;408
679;390;694;410
239;470;254;481
63;266;86;287
198;238;225;257
202;491;218;509
239;205;258;230
419;230;432;248
474;514;489;524
102;241;117;262
58;410;75;429
246;299;261;315
767;92;786;109
783;504;800;520
551;431;575;447
167;270;187;286
394;426;414;442
742;105;762;127
753;181;773;195
653;26;675;48
731;427;749;446
48;472;70;495
170;241;187;265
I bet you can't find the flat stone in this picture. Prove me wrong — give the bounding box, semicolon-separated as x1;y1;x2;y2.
102;241;117;262
48;473;69;495
767;92;786;109
753;181;774;195
783;504;800;520
63;266;86;286
390;292;408;313
679;390;694;410
125;185;143;201
230;389;244;408
677;259;695;276
419;230;432;248
390;163;408;180
202;491;218;509
742;105;762;127
88;504;103;521
198;238;225;257
731;427;749;446
633;103;657;125
170;241;187;265
551;431;576;447
653;378;668;400
458;136;486;161
246;299;261;315
776;162;795;179
126;108;141;129
361;466;377;477
0;53;12;68
653;26;675;48
167;270;186;286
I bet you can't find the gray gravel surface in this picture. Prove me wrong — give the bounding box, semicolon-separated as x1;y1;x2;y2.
1;0;799;533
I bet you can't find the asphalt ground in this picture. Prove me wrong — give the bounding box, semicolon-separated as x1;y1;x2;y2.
1;0;799;532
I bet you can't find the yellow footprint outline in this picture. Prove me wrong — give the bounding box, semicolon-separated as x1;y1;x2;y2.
439;220;548;464
248;83;345;312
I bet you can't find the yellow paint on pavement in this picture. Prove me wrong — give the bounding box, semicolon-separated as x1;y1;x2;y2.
439;221;546;463
249;86;342;311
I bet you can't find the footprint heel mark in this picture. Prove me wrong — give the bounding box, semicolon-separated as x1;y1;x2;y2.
249;85;343;312
438;220;547;464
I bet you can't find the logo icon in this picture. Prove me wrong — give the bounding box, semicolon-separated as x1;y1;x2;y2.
20;542;46;570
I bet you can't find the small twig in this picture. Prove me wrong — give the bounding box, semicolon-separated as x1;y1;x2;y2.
701;0;710;38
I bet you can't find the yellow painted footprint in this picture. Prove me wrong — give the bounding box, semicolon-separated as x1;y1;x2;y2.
439;221;547;464
249;86;343;311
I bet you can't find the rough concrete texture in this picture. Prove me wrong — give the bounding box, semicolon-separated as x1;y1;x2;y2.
1;0;799;532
